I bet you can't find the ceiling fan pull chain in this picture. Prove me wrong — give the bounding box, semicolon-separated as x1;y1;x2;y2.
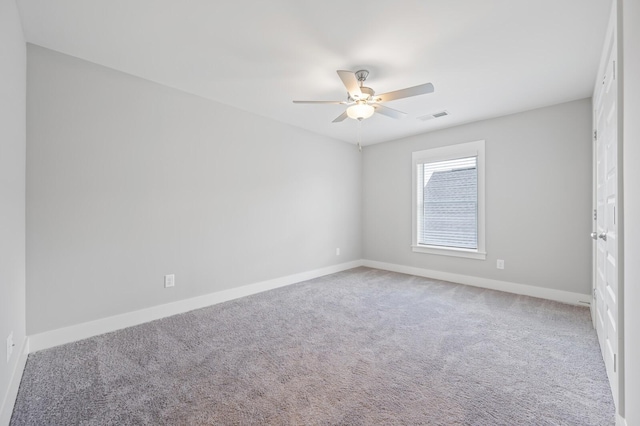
357;120;363;152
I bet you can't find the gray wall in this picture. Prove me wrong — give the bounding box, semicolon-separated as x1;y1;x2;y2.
26;45;362;335
363;99;593;295
622;0;640;422
0;0;26;417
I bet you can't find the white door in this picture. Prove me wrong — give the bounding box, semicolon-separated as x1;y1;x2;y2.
592;0;621;409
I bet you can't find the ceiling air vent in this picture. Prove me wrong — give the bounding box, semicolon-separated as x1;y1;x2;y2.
417;110;450;121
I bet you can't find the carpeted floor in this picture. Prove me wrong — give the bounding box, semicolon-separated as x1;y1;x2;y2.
11;267;615;425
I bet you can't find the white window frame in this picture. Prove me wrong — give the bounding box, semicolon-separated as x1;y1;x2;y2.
412;140;486;260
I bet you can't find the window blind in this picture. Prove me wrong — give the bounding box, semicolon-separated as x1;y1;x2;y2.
418;156;478;249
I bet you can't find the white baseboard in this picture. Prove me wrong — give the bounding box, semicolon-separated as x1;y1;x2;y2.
29;260;364;352
28;259;593;353
362;260;592;306
616;414;627;426
0;336;29;426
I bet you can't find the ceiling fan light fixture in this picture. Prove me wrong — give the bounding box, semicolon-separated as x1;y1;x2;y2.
347;102;375;120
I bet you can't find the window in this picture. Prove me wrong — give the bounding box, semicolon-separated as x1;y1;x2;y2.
412;140;486;259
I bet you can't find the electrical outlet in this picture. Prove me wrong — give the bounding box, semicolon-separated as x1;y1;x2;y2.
164;274;175;288
497;259;505;270
6;332;14;363
336;248;341;256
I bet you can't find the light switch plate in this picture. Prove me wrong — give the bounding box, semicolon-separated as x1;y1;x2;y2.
6;332;14;363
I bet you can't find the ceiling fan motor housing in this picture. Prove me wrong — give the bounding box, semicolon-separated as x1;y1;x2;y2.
349;86;374;101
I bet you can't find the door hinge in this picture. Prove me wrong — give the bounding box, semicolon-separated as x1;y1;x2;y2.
614;353;617;372
594;130;598;141
593;209;597;221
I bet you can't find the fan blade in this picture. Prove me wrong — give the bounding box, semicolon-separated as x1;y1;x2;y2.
336;70;362;99
332;111;349;122
373;104;407;119
293;100;347;104
375;83;434;103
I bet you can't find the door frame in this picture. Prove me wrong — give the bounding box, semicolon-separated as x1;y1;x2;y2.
591;0;625;416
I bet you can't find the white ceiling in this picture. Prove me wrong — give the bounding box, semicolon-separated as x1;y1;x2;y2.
17;0;611;145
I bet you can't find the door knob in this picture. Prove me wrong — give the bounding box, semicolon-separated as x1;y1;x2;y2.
590;232;598;240
598;232;607;241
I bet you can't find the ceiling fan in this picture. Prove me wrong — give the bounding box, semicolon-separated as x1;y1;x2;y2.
293;70;434;122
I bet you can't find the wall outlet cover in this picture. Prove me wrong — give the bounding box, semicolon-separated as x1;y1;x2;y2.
164;274;175;288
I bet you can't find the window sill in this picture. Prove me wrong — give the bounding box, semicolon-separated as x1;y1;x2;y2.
411;245;487;260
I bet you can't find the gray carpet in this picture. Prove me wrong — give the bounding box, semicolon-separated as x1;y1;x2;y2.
11;267;614;425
